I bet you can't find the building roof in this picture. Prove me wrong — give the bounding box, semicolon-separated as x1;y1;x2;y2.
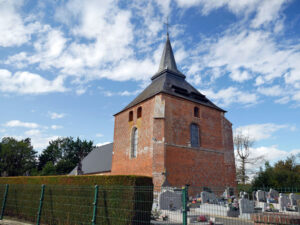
69;143;113;175
156;34;183;76
116;35;225;115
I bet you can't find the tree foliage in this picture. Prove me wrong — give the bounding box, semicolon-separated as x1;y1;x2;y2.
38;137;94;175
252;155;300;189
0;137;37;176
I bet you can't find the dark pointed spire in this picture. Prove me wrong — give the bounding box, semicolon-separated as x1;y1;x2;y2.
157;34;181;74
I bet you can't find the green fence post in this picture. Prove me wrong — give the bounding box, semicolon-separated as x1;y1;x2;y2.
92;185;99;225
182;186;187;225
36;184;45;225
0;184;9;220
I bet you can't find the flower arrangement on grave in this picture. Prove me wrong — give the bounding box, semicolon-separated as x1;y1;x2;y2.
197;215;207;222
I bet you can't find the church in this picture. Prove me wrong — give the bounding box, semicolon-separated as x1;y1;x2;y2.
70;34;237;189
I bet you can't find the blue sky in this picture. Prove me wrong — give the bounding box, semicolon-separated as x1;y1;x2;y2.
0;0;300;168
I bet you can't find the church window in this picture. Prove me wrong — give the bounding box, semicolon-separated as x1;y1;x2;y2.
194;107;199;117
190;123;200;147
131;127;138;158
129;111;133;121
137;107;142;118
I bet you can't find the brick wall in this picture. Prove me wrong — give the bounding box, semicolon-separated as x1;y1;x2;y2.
111;93;236;189
111;97;155;177
164;94;236;189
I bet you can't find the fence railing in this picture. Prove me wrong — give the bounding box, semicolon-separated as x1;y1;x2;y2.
0;184;300;225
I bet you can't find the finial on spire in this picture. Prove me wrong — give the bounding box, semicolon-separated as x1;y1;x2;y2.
164;16;169;37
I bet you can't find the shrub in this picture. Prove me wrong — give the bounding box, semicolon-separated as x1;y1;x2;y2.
0;175;153;225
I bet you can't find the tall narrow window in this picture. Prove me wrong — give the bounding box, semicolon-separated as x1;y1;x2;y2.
190;123;200;147
194;107;199;117
131;127;138;158
129;111;133;121
137;107;142;118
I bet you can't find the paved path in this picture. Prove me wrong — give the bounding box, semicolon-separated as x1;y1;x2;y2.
0;219;32;225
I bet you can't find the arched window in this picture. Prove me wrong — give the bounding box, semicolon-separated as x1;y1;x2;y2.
137;107;142;118
190;123;200;147
194;107;199;117
129;111;133;121
131;127;138;158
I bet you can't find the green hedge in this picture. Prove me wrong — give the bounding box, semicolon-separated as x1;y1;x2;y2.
0;175;153;225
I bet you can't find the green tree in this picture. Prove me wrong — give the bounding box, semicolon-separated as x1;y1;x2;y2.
38;137;94;175
40;161;56;176
0;137;37;176
252;156;300;189
38;138;63;170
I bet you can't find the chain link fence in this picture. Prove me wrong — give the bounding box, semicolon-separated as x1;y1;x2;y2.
1;184;300;225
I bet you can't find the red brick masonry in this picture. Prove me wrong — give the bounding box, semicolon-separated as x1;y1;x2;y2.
251;213;300;225
111;93;237;189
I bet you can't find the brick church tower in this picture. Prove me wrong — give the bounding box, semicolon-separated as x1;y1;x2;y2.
111;34;236;189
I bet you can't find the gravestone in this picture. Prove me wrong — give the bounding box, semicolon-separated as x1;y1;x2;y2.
256;190;267;202
268;189;279;200
159;190;182;210
278;193;289;211
240;191;249;199
201;191;218;204
252;191;257;201
223;187;234;199
239;196;255;219
289;193;297;206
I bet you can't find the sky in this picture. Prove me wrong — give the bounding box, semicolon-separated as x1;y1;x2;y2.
0;0;300;170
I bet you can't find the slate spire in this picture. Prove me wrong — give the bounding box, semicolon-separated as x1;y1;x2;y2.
157;34;181;74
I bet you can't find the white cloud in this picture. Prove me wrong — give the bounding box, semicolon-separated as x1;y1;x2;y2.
51;125;63;130
31;135;60;151
104;89;142;97
0;1;40;47
251;0;286;28
0;69;67;94
202;87;258;107
174;0;286;29
236;145;300;179
257;85;284;97
4;0;165;85
235;123;294;141
4;120;39;129
48;112;66;119
229;70;252;83
76;88;86;95
96;133;103;138
250;146;300;164
275;96;290;104
25;129;41;136
96;141;111;147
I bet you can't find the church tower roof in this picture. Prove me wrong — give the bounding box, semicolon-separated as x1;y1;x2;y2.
157;34;180;74
115;34;225;115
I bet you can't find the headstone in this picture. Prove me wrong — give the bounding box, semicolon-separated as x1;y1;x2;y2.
223;187;234;199
256;190;267;202
239;196;255;218
252;191;257;201
278;193;289;211
201;191;218;204
240;191;249;199
159;190;182;210
289;193;297;206
201;191;209;203
268;189;279;201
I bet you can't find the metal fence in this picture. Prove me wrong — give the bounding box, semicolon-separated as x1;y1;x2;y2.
1;184;300;225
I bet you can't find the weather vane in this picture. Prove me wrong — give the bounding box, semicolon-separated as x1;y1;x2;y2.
164;16;169;35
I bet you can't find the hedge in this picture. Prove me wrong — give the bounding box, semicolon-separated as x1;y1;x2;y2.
0;175;153;225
